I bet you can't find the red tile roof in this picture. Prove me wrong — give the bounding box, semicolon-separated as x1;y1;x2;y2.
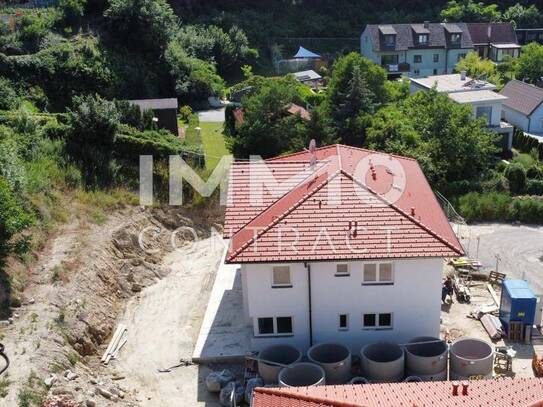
224;145;463;263
252;378;543;407
286;103;311;121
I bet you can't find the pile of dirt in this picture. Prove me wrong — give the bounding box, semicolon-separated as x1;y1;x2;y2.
0;205;221;406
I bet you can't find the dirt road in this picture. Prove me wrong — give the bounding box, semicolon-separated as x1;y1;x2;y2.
114;236;226;406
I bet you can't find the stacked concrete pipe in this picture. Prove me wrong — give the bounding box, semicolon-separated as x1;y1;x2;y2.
278;362;326;387
449;338;494;380
360;342;405;383
404;336;448;381
257;345;302;384
307;343;352;384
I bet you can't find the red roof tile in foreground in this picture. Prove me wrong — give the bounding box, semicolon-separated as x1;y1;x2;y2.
224;144;464;263
252;378;543;407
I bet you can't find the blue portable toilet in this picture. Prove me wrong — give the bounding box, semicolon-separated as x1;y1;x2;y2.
499;280;537;333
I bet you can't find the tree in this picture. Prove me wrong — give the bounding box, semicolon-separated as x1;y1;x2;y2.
503;3;542;29
505;163;527;195
60;0;86;28
226;77;307;158
104;0;177;53
0;176;32;257
66;95;120;186
455;52;502;86
366;89;498;191
325;53;386;145
440;0;501;22
517;43;543;84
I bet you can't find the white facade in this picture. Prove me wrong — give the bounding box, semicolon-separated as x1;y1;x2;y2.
502;104;543;134
241;258;443;353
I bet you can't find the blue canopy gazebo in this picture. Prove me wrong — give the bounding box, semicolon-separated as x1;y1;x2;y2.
293;46;321;59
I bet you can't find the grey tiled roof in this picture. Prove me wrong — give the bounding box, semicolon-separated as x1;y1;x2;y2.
128;98;178;110
364;22;473;52
467;22;518;45
500;80;543;116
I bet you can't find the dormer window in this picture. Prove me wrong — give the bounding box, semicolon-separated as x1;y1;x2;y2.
417;34;428;45
384;34;396;47
450;33;461;44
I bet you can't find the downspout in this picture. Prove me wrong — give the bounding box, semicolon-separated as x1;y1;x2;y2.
304;262;313;347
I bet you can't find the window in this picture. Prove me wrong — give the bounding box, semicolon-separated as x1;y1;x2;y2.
381;54;399;66
363;264;377;282
457;53;467;62
363;313;393;329
335;263;350;277
339;314;349;330
363;263;394;285
258;318;274;335
256;317;293;336
414;54;422;63
476;106;492;126
378;313;393;328
417;34;428;44
450;33;461;44
384;34;395;47
276;317;293;334
433;53;439;63
272;266;291;287
433;69;438;75
414;69;420;76
363;313;376;328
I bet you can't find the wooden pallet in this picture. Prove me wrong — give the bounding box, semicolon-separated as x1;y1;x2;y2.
489;271;506;286
508;321;524;342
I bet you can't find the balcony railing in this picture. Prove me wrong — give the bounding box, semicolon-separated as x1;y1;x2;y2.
383;62;410;73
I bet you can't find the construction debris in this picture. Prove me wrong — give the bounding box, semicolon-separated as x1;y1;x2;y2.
486;284;501;306
220;381;244;407
101;324;127;365
206;370;236;393
481;314;504;340
533;351;543;377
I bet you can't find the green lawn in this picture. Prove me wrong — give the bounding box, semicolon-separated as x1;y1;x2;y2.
200;122;229;170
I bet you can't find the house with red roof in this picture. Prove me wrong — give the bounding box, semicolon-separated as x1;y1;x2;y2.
251;378;543;407
223;144;463;352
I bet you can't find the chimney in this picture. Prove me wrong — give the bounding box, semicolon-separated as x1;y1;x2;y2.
410;207;416;216
487;25;492;41
462;381;469;396
424;21;429;29
460;70;467;81
452;381;459;396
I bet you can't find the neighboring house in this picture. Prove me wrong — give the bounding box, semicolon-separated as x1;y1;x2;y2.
128;98;179;136
410;73;514;150
500;79;543;135
223;144;463;353
361;22;473;78
516;28;543;45
467;22;520;62
252;378;543;407
293;69;322;89
285;103;311;121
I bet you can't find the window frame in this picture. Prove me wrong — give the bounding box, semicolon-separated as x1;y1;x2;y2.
457;53;467;62
362;313;393;330
255;316;294;337
335;263;350;277
417;34;428;45
362;262;394;285
433;53;439;63
271;265;292;288
450;33;461;44
338;314;349;331
383;34;396;47
413;54;422;64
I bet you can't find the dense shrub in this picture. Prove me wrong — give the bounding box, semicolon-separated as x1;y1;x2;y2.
526;179;543;196
509;198;543;223
458;192;512;223
527;165;543;180
504;163;527;195
513;129;543;159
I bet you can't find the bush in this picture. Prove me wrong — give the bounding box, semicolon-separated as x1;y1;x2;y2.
526;179;543;196
458;192;512;223
527;165;543;180
509;197;543;224
505;163;527;195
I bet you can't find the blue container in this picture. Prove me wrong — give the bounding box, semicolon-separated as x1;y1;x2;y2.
499;280;536;332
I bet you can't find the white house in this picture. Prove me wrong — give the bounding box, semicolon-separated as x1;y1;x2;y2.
410;73;514;150
223;145;464;353
500;79;543;135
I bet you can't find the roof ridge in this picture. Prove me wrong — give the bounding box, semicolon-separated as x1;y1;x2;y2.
338;144;419;162
340;170;463;255
254;387;363;407
226;168;341;263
